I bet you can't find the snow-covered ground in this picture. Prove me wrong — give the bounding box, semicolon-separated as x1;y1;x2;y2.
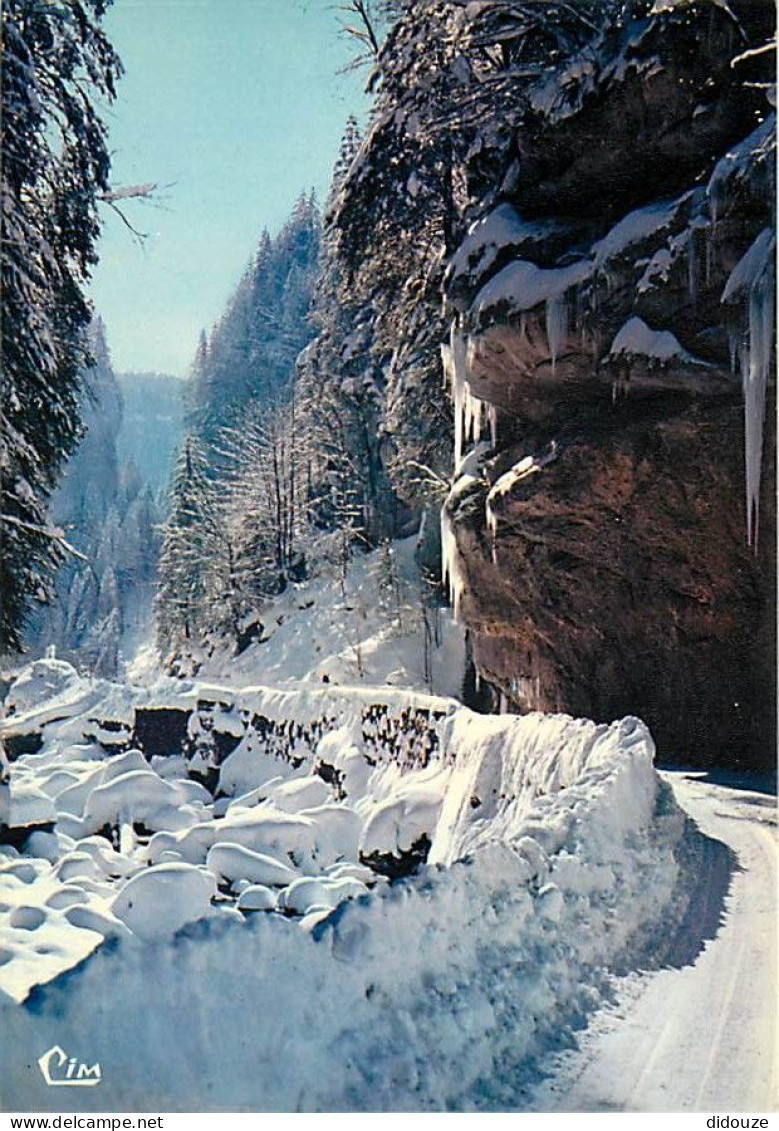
0;657;773;1111
128;538;466;700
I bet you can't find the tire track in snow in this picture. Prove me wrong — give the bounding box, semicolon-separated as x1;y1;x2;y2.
692;932;748;1110
527;772;777;1112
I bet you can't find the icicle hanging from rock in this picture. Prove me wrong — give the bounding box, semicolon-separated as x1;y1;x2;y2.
728;322;741;374
440;497;467;622
743;261;774;549
545;294;568;374
687;228;699;305
440;319;501;618
721;228;775;549
442;321;492;472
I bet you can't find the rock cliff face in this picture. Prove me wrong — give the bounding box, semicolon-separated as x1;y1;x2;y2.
441;0;776;769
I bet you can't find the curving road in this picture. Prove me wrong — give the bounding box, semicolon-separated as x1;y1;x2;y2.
530;770;777;1113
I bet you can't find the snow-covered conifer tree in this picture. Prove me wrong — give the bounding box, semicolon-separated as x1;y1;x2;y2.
156;437;217;657
1;0;122;649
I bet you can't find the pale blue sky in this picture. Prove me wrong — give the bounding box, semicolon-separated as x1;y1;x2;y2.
90;0;369;376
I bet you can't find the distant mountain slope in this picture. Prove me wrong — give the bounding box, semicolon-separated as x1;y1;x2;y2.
117;372;186;492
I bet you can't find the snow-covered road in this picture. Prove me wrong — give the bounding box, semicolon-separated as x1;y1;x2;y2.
530;770;777;1113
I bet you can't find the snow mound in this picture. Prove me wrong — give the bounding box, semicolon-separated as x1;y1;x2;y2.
236;884;278;912
82;770;183;834
4;783;56;830
4;659;82;716
110;864;216;942
206;843;299;888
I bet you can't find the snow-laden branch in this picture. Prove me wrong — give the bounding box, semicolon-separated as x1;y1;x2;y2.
99;183;158;203
0;513;88;563
731;39;777;67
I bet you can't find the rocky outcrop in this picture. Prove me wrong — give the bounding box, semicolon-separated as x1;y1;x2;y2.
442;0;776;769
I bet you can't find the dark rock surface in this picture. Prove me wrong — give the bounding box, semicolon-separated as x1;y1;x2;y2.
442;0;776;769
132;706;192;759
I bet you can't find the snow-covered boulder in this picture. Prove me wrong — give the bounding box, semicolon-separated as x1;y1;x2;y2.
360;786;444;867
215;809;320;871
4;659;82;717
206;843;299;889
110;863;216;941
82;770;184;834
218;739;298;798
236;884;279;912
266;775;332;813
4;784;56;832
301;804;362;865
278;875;369;917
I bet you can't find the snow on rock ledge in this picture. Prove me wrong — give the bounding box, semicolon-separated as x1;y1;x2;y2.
608;316;706;366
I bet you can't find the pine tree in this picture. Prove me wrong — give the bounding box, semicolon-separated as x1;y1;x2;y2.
156;437;216;655
156;435;246;660
1;0;122;650
221;398;310;605
156;196;325;659
296;117;402;551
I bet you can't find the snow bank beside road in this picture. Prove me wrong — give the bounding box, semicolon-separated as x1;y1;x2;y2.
0;660;689;1109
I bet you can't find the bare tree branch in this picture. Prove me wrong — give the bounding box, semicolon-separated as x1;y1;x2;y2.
339;1;381;59
101;198;150;245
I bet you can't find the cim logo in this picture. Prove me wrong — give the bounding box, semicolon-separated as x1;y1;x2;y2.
38;1045;101;1087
